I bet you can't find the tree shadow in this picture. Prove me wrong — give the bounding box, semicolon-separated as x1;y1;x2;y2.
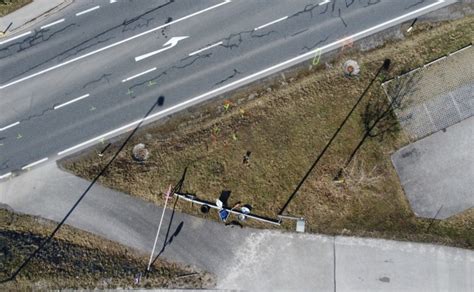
278;60;391;215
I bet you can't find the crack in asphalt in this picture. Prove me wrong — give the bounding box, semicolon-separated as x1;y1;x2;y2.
338;8;348;27
301;35;331;52
129;53;213;91
291;28;309;37
289;3;320;19
57;36;116;62
19;106;55;124
3;0;176;83
0;160;9;171
122;17;155;34
405;0;426;10
82;73;112;89
214;68;242;86
345;0;356;8
362;0;381;8
0;24;77;60
220;29;279;50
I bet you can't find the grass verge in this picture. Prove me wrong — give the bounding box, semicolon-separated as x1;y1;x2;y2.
0;207;214;289
0;0;32;17
63;16;474;248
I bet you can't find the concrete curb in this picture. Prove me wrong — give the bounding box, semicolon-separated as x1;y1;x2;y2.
0;0;73;38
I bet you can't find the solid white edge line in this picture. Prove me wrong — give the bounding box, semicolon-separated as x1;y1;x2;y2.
0;0;231;90
0;31;31;45
189;41;223;56
40;18;65;30
0;172;12;179
21;157;48;170
121;67;157;83
54;94;90;110
319;0;331;6
254;16;288;31
424;56;446;67
449;44;472;56
57;0;444;156
76;5;100;16
0;121;20;131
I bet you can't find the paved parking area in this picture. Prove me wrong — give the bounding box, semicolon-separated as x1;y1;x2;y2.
392;115;474;219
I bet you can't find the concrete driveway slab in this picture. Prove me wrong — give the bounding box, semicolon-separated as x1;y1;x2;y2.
392;116;474;219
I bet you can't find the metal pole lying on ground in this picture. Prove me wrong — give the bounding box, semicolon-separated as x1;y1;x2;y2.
147;185;172;271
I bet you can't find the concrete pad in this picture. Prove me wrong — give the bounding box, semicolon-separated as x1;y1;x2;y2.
392;116;474;218
0;0;70;33
218;231;334;291
335;237;474;292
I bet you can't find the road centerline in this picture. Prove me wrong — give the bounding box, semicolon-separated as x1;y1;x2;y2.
0;31;32;45
54;94;90;110
189;41;223;56
254;16;288;31
122;67;157;83
40;18;66;30
319;0;331;6
0;0;232;90
0;121;20;132
76;5;101;16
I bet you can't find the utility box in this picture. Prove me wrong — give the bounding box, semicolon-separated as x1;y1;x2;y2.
296;218;305;233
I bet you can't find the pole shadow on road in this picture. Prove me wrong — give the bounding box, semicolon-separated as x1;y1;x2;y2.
1;96;165;283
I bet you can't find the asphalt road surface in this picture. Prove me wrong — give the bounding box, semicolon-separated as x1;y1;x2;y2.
0;0;456;178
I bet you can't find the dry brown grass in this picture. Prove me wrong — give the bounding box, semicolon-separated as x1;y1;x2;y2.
63;16;474;248
0;0;32;17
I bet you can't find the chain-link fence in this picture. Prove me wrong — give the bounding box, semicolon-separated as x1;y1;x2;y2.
382;44;473;142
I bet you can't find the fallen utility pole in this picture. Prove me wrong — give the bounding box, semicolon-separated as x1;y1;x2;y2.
147;185;172;271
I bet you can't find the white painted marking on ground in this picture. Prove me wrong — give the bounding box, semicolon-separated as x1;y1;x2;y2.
254;16;288;31
189;41;223;56
121;67;157;83
0;172;12;179
110;0;117;3
40;18;65;30
424;56;446;67
0;31;31;45
21;157;48;170
54;94;90;110
135;36;189;62
0;121;20;131
55;0;446;156
0;0;231;90
319;0;331;6
449;44;472;56
76;5;100;16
